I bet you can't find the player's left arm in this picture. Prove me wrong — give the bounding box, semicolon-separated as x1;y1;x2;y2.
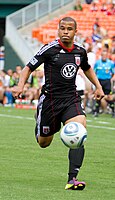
84;67;104;100
80;49;104;100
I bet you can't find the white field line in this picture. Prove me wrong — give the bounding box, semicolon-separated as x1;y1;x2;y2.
87;119;110;124
87;124;115;130
0;114;33;120
0;114;115;131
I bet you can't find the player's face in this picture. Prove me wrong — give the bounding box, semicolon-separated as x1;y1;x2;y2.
101;51;108;61
58;20;77;47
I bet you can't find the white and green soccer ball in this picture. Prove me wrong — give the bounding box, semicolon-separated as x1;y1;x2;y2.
60;122;87;149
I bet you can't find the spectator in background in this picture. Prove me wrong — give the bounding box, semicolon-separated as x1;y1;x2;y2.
90;2;98;12
74;0;83;11
102;33;112;49
92;17;107;41
106;3;115;15
75;68;86;109
7;69;15;87
111;36;115;53
93;18;100;32
0;46;5;70
110;36;115;62
100;2;107;12
93;50;115;117
74;32;85;45
95;42;102;60
16;65;22;77
82;36;92;51
0;72;4;104
0;70;10;88
29;70;42;100
85;0;93;4
92;25;103;43
87;43;96;68
12;71;19;86
0;70;11;105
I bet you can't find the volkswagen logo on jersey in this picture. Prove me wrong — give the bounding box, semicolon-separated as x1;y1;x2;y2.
61;63;77;79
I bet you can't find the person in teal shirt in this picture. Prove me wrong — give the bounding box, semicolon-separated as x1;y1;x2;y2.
93;50;115;117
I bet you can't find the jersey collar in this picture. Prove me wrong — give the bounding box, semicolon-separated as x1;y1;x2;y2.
58;39;74;52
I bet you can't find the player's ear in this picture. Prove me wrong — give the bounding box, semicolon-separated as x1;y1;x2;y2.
57;29;60;37
57;24;60;33
75;29;77;34
74;29;77;37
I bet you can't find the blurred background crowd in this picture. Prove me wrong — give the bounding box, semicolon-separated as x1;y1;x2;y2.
0;0;115;117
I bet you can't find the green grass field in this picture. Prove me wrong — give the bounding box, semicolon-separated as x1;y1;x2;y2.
0;107;115;200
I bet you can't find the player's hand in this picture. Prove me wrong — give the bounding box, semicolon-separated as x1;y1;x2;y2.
93;87;104;100
12;86;23;99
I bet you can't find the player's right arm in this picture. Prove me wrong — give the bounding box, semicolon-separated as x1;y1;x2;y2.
12;42;51;98
12;66;31;98
12;44;47;98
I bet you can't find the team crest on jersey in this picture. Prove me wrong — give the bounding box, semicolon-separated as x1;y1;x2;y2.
75;56;81;66
43;126;50;134
61;63;77;79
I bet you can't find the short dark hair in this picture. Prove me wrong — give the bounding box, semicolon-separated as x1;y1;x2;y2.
59;17;77;29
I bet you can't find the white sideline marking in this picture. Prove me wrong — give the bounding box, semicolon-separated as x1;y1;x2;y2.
0;114;115;131
87;119;110;124
0;114;33;120
87;124;115;130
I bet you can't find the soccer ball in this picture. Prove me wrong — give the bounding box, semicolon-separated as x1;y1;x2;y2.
60;122;87;149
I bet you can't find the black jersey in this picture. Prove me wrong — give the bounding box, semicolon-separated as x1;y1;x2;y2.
27;39;90;97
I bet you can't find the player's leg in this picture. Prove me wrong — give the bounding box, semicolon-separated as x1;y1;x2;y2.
93;79;104;117
65;115;86;190
105;94;115;117
35;119;60;148
65;114;86;126
38;135;54;148
62;98;86;190
100;96;107;112
102;80;114;116
35;127;54;148
35;94;61;148
94;99;101;116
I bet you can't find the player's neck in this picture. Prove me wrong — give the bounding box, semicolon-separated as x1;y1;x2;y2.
58;39;74;52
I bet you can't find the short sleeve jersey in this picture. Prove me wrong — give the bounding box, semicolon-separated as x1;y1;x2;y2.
27;39;90;97
94;59;115;80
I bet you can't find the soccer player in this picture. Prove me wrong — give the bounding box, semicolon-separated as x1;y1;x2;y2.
12;17;104;190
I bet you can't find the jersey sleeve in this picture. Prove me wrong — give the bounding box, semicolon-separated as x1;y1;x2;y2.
26;45;46;71
80;49;91;71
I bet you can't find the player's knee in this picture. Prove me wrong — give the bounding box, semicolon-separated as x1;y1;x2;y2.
35;134;51;148
38;140;51;148
36;135;52;148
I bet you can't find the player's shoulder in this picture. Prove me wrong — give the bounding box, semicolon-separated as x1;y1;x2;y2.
37;39;59;55
96;60;101;66
107;58;114;65
94;59;99;67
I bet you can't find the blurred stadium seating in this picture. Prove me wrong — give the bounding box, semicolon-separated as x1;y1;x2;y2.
4;0;115;67
5;0;75;67
32;4;115;44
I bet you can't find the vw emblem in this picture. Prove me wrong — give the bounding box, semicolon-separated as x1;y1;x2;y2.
61;63;77;79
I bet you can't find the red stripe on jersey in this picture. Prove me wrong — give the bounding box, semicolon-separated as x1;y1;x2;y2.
74;92;81;115
58;39;74;52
